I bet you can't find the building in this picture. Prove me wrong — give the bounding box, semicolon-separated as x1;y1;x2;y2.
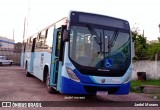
0;36;20;65
0;36;21;65
0;36;15;48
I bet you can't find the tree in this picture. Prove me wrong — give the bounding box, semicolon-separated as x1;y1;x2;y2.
14;42;22;53
147;39;160;60
158;37;160;43
132;30;148;60
132;25;160;60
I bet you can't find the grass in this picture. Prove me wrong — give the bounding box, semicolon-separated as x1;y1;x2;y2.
130;80;160;100
131;79;160;87
130;79;160;93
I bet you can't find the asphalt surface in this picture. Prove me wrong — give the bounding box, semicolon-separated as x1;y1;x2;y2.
0;66;159;110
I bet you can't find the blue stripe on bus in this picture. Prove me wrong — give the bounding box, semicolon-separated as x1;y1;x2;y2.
61;76;88;94
73;69;94;83
0;40;15;45
60;76;130;95
73;68;130;94
114;82;130;95
61;68;131;95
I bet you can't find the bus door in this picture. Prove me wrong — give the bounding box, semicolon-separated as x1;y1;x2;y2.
50;29;61;86
30;38;36;73
50;25;66;89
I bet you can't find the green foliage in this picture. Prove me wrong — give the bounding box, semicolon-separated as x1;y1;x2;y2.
158;37;160;43
132;26;160;60
132;31;148;60
147;40;160;60
131;80;160;87
130;80;160;92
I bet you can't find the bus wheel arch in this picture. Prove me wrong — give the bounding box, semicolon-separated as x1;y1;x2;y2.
43;65;57;94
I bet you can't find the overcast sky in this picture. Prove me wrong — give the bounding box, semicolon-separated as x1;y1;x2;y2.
0;0;160;42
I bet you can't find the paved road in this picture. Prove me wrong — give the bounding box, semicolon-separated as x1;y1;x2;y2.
0;66;159;110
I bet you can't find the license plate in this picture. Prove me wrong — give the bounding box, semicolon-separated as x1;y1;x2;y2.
96;91;108;96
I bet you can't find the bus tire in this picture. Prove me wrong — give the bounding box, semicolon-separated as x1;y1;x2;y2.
25;62;32;77
10;62;12;66
44;67;57;94
26;71;32;77
47;86;55;94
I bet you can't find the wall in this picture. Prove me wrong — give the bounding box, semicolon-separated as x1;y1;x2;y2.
0;36;20;64
0;36;15;48
132;60;160;80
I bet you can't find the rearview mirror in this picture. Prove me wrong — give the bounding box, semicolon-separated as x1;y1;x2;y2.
63;29;69;42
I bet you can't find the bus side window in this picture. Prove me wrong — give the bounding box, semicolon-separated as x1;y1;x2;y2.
36;32;45;50
26;38;31;52
22;42;26;53
31;38;36;52
45;26;54;53
55;31;61;57
35;33;40;51
29;38;33;51
43;29;48;49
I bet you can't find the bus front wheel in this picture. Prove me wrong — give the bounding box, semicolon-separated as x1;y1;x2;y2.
45;69;57;94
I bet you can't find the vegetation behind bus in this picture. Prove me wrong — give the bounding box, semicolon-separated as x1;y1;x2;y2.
132;28;160;61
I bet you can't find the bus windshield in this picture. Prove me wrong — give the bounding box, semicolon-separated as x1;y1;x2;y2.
69;25;131;69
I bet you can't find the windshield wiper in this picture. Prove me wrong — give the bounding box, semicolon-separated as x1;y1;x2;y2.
110;29;119;47
87;24;103;53
108;29;119;54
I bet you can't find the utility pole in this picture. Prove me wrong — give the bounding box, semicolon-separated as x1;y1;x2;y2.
13;29;15;41
23;17;26;41
142;30;144;37
23;0;30;41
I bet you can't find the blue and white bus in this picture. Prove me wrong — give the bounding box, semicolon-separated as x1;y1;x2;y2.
21;11;132;95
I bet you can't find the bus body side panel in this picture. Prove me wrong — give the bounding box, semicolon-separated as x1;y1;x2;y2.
20;52;25;68
25;52;31;72
33;52;51;81
42;52;51;81
29;52;34;74
57;61;62;91
21;44;26;68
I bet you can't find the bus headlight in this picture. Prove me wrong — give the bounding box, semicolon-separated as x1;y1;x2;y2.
66;67;80;82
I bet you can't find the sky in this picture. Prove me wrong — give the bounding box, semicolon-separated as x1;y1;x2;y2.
0;0;160;43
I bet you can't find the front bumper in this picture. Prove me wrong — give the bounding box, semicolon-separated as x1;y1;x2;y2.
60;77;130;95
